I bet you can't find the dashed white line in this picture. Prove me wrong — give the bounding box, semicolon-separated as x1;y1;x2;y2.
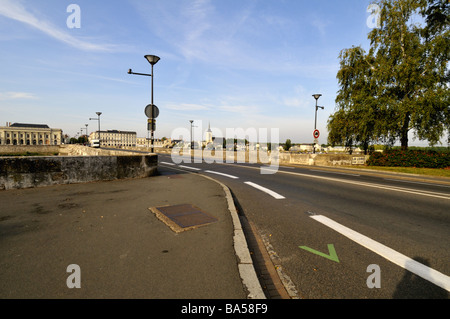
310;214;450;292
160;162;175;166
244;182;285;199
205;170;239;179
178;165;201;171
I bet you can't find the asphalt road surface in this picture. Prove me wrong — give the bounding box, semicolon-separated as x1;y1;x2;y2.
158;152;450;299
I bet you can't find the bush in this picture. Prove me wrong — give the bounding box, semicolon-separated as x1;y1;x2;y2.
367;149;450;168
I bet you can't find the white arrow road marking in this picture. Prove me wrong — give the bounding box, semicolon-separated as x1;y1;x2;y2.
244;182;285;199
310;214;450;292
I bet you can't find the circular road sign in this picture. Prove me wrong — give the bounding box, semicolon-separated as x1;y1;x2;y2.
313;129;320;139
145;104;159;119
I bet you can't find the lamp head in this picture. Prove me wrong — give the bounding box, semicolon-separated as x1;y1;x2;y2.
312;94;322;101
145;55;161;65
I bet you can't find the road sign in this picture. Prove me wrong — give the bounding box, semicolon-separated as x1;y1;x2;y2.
145;104;159;119
313;129;320;139
147;118;156;131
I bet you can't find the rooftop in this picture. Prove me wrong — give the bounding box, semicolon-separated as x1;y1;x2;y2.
9;123;50;129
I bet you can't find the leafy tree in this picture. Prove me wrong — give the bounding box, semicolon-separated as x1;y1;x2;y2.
284;139;292;151
328;0;449;150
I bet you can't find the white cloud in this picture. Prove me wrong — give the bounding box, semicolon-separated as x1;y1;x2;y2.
311;16;330;36
282;85;314;109
165;103;211;111
0;0;118;52
0;91;38;100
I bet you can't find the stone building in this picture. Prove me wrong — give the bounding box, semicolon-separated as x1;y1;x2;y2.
0;122;63;145
89;130;137;147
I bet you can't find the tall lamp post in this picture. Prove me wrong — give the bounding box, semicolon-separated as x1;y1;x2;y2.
128;54;160;153
189;120;195;150
89;112;102;146
312;94;324;154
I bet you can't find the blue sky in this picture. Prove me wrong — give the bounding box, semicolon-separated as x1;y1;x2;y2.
0;0;384;144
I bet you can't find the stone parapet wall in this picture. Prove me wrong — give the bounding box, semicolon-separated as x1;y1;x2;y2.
58;145;149;156
0;153;157;190
155;148;369;166
0;145;60;155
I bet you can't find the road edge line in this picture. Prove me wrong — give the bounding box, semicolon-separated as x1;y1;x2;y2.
198;173;266;299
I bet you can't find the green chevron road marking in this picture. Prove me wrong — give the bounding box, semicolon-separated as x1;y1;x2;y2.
299;244;340;263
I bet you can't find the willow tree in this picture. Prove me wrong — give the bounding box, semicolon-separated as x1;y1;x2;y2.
328;46;382;153
329;0;449;150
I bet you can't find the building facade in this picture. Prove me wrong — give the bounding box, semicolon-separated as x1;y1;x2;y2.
0;123;63;145
89;130;137;147
136;137;173;148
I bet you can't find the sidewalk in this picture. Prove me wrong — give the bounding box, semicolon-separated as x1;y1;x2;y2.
0;166;263;299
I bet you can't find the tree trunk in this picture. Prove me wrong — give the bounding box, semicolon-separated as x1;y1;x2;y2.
400;112;410;150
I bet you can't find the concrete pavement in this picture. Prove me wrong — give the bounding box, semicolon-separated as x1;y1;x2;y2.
0;165;265;299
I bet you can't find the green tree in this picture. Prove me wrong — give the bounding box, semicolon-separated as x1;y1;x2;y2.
284;139;292;151
329;0;449;150
328;46;384;154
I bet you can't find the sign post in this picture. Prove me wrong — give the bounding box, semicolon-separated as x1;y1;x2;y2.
145;104;159;152
313;130;320;153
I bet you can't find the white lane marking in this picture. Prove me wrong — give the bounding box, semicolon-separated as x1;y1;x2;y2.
280;170;450;200
205;170;239;179
384;178;450;188
310;214;450;292
244;181;285;199
160;162;175;166
178;165;202;171
310;169;360;177
214;163;450;199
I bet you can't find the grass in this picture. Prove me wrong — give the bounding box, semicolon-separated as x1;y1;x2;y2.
360;165;450;178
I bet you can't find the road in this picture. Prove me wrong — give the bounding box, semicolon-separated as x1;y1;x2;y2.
157;152;450;299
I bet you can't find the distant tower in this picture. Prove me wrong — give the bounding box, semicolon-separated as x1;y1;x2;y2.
205;122;213;144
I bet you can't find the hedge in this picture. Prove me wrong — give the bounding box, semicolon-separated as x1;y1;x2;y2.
367;149;450;168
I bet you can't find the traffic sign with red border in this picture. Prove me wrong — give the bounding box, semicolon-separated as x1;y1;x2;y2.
313;130;320;138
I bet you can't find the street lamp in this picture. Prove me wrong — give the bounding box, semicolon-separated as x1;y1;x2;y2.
128;54;160;153
312;94;324;154
89;112;102;146
189;120;195;150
